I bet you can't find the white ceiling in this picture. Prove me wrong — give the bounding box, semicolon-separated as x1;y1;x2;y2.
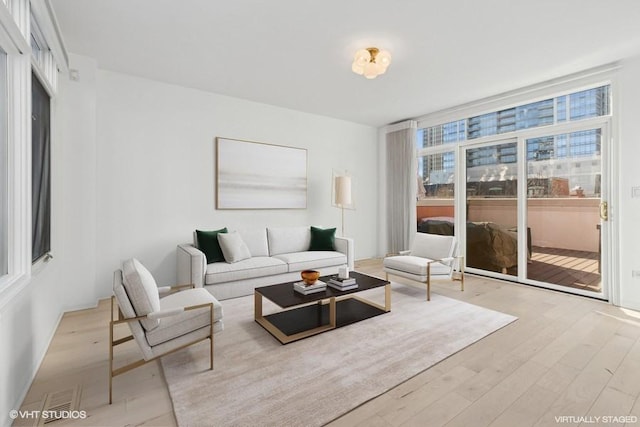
50;0;640;127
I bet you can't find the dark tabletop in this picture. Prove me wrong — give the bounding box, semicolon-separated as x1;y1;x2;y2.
255;271;389;308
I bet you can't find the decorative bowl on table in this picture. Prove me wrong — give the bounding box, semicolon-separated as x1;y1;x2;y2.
300;270;320;285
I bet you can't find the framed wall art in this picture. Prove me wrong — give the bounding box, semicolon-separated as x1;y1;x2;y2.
216;137;307;209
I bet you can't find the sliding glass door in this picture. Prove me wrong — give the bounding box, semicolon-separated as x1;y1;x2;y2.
463;139;519;278
417;84;612;299
459;124;608;298
523;126;607;297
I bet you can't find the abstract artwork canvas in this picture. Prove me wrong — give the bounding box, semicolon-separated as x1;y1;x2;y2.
216;137;307;209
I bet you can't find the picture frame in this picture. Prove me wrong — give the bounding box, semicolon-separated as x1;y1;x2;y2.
216;137;307;209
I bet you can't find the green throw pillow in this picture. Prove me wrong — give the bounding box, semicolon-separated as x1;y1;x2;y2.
196;228;228;263
309;226;336;251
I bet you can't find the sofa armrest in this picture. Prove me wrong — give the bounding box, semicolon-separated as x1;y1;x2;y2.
334;237;355;270
177;244;206;288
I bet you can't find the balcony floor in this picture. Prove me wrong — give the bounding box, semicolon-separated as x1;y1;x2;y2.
524;246;601;292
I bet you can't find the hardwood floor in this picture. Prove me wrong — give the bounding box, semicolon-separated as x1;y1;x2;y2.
15;259;640;427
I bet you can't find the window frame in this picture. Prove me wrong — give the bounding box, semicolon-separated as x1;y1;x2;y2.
0;4;32;308
414;70;617;303
0;0;63;308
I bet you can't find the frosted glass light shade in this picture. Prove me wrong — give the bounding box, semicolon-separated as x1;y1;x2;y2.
354;49;371;66
377;49;392;68
351;46;391;79
363;62;379;79
334;176;352;206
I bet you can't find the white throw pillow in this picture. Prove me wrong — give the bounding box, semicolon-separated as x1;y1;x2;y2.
218;232;252;263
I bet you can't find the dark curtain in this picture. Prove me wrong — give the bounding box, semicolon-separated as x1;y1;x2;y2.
32;73;51;262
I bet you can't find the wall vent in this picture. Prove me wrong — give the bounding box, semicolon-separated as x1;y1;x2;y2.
35;385;81;426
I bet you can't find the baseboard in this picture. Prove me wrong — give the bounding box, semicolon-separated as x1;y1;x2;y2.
9;309;65;427
62;298;103;314
10;295;110;424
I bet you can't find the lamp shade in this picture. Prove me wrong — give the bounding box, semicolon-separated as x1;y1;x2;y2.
351;46;391;79
334;175;352;206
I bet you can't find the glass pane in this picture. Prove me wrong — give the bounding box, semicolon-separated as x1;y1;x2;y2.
421;85;609;147
556;96;567;122
526;130;601;292
468;112;497;139
516;99;554;130
569;86;610;121
417;120;466;149
31;73;51;263
466;142;518;276
417;152;455;235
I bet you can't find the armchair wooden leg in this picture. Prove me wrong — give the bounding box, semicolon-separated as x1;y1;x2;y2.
109;297;114;404
210;303;214;371
460;256;465;292
209;304;218;371
109;322;114;404
426;264;431;301
210;336;214;371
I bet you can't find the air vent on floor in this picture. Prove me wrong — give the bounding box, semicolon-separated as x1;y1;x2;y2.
35;385;81;426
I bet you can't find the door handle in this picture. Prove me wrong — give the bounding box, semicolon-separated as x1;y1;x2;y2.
600;201;608;221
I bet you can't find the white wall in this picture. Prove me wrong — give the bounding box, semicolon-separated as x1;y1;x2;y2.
0;54;98;424
616;55;640;310
1;53;378;422
94;67;378;296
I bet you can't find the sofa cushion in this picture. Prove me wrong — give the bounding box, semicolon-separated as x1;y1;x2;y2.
384;255;452;276
196;228;228;263
236;228;269;257
309;226;336;251
205;257;288;285
272;251;347;273
146;288;223;346
267;227;311;256
122;258;162;331
218;232;252;263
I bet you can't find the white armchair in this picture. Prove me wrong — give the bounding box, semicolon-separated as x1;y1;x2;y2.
383;233;464;301
109;258;223;403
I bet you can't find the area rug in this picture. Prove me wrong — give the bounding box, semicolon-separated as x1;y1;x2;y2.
161;285;517;427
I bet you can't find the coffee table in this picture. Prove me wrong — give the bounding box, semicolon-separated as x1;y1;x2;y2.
254;271;390;344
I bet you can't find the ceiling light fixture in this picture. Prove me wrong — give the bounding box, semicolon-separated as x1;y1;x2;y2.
351;47;391;79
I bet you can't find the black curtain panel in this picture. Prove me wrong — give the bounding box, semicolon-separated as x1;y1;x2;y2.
31;73;51;263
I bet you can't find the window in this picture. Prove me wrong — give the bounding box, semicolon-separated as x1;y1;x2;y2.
0;0;63;299
418;152;455;199
527;130;602;197
419;85;610;147
31;72;51;263
417;119;465;149
0;49;7;275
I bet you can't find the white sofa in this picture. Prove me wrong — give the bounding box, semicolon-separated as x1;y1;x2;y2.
177;226;354;300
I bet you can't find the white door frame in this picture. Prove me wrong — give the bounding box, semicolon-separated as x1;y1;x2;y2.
516;118;612;300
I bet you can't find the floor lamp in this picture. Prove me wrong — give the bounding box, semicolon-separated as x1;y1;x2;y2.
334;175;352;237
